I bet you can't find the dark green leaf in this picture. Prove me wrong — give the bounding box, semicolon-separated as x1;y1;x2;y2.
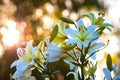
106;54;113;71
62;45;75;51
60;17;74;24
95;27;105;34
50;25;58;42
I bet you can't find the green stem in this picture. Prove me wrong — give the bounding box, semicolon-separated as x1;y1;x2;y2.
81;64;84;80
86;50;99;60
92;75;95;80
66;52;76;61
74;23;77;28
39;49;46;60
79;45;85;80
73;49;78;60
34;59;45;70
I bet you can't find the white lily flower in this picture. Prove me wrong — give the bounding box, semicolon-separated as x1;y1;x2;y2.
65;25;100;48
11;40;41;79
64;19;100;48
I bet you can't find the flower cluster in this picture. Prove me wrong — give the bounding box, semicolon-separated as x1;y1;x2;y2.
11;13;117;80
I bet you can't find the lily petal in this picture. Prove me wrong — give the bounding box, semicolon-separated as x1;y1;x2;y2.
10;60;19;68
46;41;66;62
87;25;97;33
103;68;111;80
65;28;79;40
113;75;120;80
112;64;117;76
26;40;33;55
77;19;85;29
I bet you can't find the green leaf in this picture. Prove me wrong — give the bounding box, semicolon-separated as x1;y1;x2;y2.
104;23;113;28
94;61;98;71
38;41;45;51
62;44;75;51
52;34;67;45
82;13;96;24
101;23;113;32
50;25;58;42
106;54;113;71
95;27;105;34
95;17;104;25
105;26;112;32
60;17;75;24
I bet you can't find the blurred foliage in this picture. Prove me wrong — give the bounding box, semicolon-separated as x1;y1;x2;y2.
9;0;105;43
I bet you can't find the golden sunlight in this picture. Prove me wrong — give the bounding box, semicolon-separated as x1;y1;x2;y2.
1;20;20;47
42;15;54;29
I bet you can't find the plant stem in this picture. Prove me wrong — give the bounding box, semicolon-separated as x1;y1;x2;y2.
81;65;84;80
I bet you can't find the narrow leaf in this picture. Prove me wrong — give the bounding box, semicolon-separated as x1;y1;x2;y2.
50;25;58;42
105;26;112;32
104;23;114;28
62;45;75;51
60;17;74;24
106;54;113;71
103;23;113;32
95;27;105;34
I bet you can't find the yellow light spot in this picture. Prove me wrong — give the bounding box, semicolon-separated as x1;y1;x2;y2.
70;12;79;21
1;20;20;47
26;34;33;40
0;27;8;34
65;0;72;8
3;0;9;4
2;29;20;47
42;15;53;29
35;9;43;17
45;2;54;14
36;26;43;35
7;20;16;29
62;9;69;17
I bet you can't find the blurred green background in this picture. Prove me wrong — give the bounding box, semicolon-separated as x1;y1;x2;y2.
0;0;120;79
